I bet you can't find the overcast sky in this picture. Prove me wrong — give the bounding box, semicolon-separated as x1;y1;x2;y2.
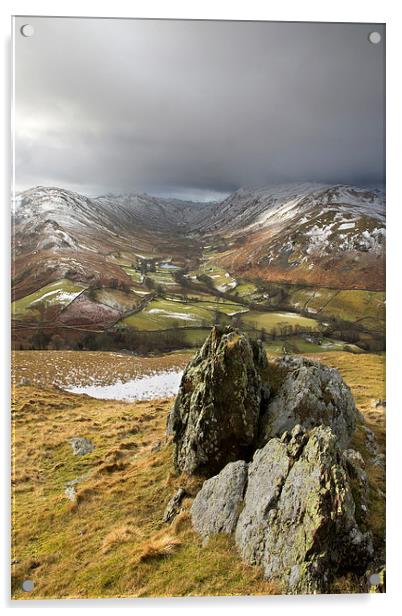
14;17;385;200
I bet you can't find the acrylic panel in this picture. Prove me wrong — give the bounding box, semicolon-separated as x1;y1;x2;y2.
11;17;385;599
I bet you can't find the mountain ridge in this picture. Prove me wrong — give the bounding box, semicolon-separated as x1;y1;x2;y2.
12;182;385;300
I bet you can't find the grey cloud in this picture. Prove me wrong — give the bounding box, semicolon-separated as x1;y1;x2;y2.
14;17;385;198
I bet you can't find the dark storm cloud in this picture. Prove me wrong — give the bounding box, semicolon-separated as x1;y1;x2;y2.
14;17;385;199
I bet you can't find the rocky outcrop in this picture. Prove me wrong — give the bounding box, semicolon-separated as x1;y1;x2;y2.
170;327;377;592
168;326;268;475
258;355;356;450
169;331;358;478
191;425;373;594
191;461;248;540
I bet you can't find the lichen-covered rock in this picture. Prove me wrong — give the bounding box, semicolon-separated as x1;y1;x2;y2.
235;425;373;594
168;326;268;475
342;449;370;523
259;355;357;450
69;437;94;456
191;461;248;540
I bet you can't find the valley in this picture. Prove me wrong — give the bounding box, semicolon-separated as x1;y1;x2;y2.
11;182;386;598
12;182;385;355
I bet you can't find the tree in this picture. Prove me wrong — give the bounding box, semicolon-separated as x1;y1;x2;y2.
197;273;214;288
87;284;98;301
31;330;51;350
50;333;64;350
212;310;222;325
144;276;155;290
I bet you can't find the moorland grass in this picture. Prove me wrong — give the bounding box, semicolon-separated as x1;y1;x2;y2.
11;350;385;598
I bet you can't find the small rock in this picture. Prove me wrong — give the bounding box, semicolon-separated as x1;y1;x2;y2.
17;377;30;387
163;487;187;523
65;485;77;501
69;437;94;457
371;399;386;409
373;452;386;468
362;425;384;466
64;475;88;501
191;461;248;540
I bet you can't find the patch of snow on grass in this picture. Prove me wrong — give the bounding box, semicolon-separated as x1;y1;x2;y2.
338;222;356;230
30;289;81;306
147;308;197;321
65;370;183;401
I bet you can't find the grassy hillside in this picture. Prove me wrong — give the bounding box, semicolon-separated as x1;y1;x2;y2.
12;280;86;321
11;350;385;599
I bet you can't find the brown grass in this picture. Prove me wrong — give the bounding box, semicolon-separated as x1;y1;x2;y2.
11;350;385;599
101;525;139;554
137;533;182;563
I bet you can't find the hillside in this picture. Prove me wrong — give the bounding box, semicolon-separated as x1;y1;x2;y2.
11;349;385;598
200;184;385;290
11;183;385;351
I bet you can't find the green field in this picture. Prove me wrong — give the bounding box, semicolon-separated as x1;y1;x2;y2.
262;336;362;355
241;310;321;333
234;282;259;299
94;288;145;312
147;270;177;287
119;295;250;331
121;266;144;284
12;279;85;320
287;287;385;328
121;298;217;330
190;261;237;292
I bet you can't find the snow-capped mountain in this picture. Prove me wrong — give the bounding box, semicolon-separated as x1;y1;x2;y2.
11;186;205;300
12;186;210;252
197;183;384;233
12;183;385;299
207;184;385;289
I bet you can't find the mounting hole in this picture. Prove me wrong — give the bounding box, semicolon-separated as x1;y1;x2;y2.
22;579;34;592
368;31;381;45
369;573;381;586
20;24;34;38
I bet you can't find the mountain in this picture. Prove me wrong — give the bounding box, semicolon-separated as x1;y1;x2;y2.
201;183;385;290
12;183;385;304
12;186;209;300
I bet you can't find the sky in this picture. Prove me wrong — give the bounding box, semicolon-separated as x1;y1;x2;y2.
14;17;385;201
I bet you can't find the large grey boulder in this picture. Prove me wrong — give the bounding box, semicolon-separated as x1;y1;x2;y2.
190;425;373;594
168;326;268;475
235;425;373;594
258;356;357;450
191;461;248;540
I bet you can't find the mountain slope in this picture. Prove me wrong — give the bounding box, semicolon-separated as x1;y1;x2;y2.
204;184;385;290
12;182;386;305
12;186;208;300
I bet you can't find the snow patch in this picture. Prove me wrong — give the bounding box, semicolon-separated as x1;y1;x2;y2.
65;370;183;401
